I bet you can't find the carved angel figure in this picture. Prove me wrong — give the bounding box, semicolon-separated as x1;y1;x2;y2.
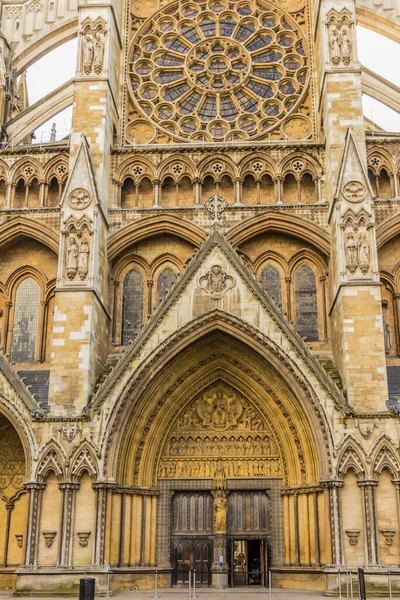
345;232;358;273
340;27;352;64
93;32;105;74
82;33;95;75
383;315;392;354
358;233;370;274
66;236;79;280
198;264;235;300
78;239;90;280
330;28;340;65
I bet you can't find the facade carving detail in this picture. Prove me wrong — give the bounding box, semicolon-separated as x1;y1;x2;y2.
159;384;281;480
198;265;236;299
327;9;353;67
80;18;107;76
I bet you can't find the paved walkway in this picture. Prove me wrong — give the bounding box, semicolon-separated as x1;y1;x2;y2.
0;589;390;599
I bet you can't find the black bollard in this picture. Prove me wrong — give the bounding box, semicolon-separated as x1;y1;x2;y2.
358;568;366;600
79;578;95;600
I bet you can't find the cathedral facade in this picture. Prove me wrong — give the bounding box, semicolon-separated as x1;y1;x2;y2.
0;0;400;594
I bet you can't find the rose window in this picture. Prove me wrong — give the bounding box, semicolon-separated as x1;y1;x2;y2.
128;0;309;142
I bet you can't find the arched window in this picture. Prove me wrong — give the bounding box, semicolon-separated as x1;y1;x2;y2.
11;278;40;362
157;267;177;305
294;265;318;342
122;268;144;345
259;265;282;310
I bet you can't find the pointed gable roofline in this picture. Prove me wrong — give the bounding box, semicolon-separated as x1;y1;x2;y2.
329;127;375;221
91;224;349;415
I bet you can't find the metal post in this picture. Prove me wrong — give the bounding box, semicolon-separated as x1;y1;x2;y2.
338;570;342;599
269;569;272;600
192;569;196;599
188;570;191;600
389;570;392;600
107;571;110;598
346;571;349;599
153;569;159;599
357;568;366;600
350;570;354;600
219;565;222;590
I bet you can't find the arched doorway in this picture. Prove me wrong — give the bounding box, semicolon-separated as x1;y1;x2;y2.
103;318;334;588
0;412;28;573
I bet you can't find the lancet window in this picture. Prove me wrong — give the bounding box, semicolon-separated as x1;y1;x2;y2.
122;268;144;345
294;265;318;342
259;265;282;310
10;278;40;362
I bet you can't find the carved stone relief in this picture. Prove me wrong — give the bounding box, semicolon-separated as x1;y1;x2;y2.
343;181;367;204
80;18;107;76
159;384;281;480
204;195;228;220
328;10;353;68
214;490;228;534
198;265;236;300
344;216;371;276
68;189;91;210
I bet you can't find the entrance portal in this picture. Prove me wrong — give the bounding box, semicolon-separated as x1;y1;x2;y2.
231;539;266;586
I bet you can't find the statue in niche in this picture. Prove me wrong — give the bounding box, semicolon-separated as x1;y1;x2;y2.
93;32;105;74
358;233;370;274
340;27;352;65
214;490;228;534
82;33;95;75
214;460;227;490
66;236;79;280
78;239;90;280
345;231;358;273
330;28;341;66
383;315;392;354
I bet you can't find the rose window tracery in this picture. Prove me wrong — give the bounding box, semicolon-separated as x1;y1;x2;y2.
128;0;310;142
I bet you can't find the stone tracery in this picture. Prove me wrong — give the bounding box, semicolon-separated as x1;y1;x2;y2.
128;0;310;142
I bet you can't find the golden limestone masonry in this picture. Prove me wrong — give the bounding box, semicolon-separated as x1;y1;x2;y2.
0;0;400;595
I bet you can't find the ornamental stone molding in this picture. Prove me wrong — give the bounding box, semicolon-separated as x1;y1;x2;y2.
345;529;361;546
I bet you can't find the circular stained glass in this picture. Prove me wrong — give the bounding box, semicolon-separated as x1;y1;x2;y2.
128;0;309;142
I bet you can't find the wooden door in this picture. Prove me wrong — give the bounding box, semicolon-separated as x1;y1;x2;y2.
171;537;211;586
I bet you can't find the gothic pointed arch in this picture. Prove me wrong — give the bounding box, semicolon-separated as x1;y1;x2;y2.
108;215;206;261
69;442;98;481
36;439;66;481
0;217;59;254
370;435;400;479
227;212;330;256
336;436;366;479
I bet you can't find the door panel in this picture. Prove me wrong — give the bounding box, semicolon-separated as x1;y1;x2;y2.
172;537;212;586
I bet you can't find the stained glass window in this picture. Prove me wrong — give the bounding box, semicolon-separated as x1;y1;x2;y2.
11;278;40;363
295;265;318;342
260;265;282;310
122;269;144;345
157;268;178;304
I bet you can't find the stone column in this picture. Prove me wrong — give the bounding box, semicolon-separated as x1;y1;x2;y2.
321;480;344;566
3;502;14;566
59;482;80;566
24;482;46;567
358;480;378;565
93;481;117;566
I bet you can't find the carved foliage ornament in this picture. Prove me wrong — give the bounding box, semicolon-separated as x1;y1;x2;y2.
68;189;91;210
342;181;367;204
204;194;228;220
198;265;235;299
